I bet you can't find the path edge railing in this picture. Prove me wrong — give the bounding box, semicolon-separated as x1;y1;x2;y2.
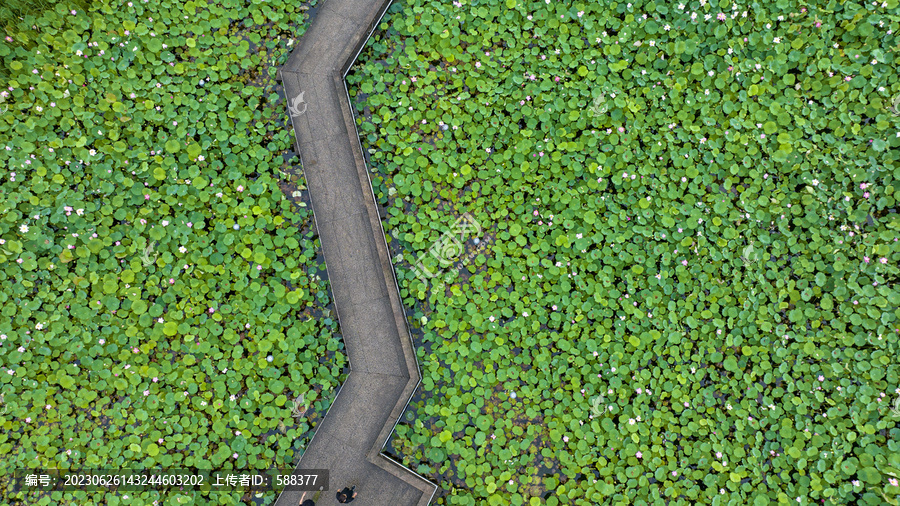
332;69;437;506
332;2;438;503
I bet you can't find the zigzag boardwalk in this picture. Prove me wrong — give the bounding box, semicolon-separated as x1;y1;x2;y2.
272;0;437;504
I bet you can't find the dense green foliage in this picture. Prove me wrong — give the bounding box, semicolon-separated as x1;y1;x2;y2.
1;0;92;55
351;0;900;504
0;0;342;504
1;0;92;83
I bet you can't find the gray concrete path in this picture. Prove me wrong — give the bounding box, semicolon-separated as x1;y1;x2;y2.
273;0;437;504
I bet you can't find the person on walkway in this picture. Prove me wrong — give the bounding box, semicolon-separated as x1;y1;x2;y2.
336;486;357;503
299;490;315;506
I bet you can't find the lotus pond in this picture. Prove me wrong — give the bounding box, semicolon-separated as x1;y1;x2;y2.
0;0;347;504
348;0;900;504
4;0;900;504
